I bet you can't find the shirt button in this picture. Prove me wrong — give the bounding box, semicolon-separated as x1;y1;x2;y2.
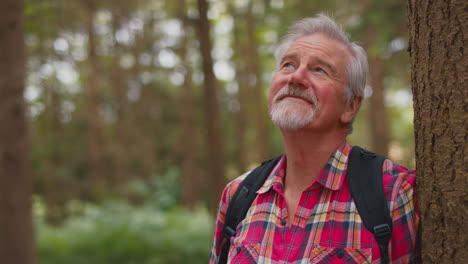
236;246;242;253
281;219;287;226
336;248;344;258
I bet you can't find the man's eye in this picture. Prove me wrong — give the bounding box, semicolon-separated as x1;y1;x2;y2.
282;63;295;69
314;67;326;74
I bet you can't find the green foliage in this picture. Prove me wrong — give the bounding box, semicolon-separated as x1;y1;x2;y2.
127;167;182;209
37;200;213;264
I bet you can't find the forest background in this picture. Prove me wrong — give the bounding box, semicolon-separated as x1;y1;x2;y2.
10;0;418;263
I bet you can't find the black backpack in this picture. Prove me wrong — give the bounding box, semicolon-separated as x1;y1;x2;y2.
219;146;392;264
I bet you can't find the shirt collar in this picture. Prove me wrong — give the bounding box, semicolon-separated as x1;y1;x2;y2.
257;155;286;194
257;141;352;194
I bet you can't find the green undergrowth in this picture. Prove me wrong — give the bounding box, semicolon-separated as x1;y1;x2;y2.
36;200;213;264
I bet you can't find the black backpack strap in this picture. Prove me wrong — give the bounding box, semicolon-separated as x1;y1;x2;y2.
348;146;392;264
219;155;283;264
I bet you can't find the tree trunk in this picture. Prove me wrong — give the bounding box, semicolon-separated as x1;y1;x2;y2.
368;56;390;157
110;11;131;197
42;79;70;225
131;17;159;184
246;1;269;162
407;0;467;262
229;2;248;174
196;0;226;212
0;0;36;263
361;14;391;157
178;0;200;209
83;0;105;200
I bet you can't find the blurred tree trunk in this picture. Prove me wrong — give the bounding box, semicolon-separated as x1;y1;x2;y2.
367;56;390;157
35;39;73;225
229;3;248;174
42;79;70;225
83;0;105;200
0;0;36;263
133;15;158;182
196;0;226;212
246;1;269;162
135;80;158;181
178;0;200;209
110;11;131;197
362;16;391;157
407;0;466;262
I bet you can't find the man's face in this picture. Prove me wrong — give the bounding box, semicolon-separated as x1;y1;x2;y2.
268;33;353;131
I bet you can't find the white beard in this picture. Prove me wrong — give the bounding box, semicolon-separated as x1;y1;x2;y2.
269;86;318;130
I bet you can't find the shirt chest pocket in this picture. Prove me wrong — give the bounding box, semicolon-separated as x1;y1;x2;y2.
228;243;260;264
308;246;372;264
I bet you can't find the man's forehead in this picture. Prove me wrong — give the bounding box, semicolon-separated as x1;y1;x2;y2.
288;33;349;54
282;34;350;68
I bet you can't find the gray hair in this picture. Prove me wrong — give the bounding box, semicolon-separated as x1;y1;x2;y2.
274;14;368;104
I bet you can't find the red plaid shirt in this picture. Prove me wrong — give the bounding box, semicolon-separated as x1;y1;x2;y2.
209;142;419;263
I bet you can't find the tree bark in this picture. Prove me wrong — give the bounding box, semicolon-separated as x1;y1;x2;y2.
196;0;226;212
407;0;467;262
0;0;36;263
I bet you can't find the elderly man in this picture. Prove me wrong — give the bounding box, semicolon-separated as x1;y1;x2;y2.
209;14;419;264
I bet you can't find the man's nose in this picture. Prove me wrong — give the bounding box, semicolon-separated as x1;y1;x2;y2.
288;65;310;89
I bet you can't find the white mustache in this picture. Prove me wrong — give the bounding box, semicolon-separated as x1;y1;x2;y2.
273;85;318;106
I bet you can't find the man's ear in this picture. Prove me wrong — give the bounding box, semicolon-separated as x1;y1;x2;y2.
340;96;363;124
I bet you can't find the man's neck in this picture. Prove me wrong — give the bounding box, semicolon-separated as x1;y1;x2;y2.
281;128;346;192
